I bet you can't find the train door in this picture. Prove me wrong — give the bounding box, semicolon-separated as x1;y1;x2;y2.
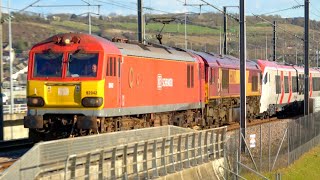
298;74;304;95
209;67;218;97
105;56;121;108
221;69;229;94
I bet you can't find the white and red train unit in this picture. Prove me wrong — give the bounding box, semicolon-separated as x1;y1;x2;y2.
23;33;318;140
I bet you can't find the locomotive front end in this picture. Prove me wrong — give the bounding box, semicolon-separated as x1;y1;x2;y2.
23;33;111;141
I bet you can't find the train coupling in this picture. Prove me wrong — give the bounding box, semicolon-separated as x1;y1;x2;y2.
24;115;44;129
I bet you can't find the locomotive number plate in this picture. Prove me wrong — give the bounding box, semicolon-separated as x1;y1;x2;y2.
58;87;69;96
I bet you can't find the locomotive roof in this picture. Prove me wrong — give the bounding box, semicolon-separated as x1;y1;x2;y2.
114;42;196;62
193;51;260;70
31;33;121;55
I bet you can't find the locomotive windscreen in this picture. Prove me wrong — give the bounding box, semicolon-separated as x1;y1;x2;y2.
67;53;99;77
33;53;63;77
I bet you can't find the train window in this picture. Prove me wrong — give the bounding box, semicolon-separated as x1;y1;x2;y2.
187;65;194;88
313;77;320;91
33;53;63;77
110;57;113;76
210;68;214;84
113;58;117;76
252;76;258;92
106;57;117;77
292;76;298;92
299;74;304;94
222;69;229;89
187;65;190;88
275;75;281;94
67;53;98;77
106;58;110;76
284;76;289;93
118;58;121;77
191;65;194;88
263;72;268;84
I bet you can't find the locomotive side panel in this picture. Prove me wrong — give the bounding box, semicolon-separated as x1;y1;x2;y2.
118;56;202;112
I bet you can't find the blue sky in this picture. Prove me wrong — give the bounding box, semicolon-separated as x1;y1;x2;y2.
4;0;320;20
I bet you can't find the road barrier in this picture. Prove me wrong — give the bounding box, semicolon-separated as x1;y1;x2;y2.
0;125;227;180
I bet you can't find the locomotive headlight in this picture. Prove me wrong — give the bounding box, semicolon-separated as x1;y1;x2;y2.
27;97;45;107
82;97;103;107
64;38;70;45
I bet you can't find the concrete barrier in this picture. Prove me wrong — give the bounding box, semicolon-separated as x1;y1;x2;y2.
155;158;224;180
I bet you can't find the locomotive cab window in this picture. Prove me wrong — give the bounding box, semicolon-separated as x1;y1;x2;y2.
33;53;63;77
67;53;98;77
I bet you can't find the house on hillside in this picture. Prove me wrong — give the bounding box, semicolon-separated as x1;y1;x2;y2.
2;42;15;63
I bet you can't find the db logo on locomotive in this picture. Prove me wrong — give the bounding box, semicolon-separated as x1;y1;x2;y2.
157;74;173;90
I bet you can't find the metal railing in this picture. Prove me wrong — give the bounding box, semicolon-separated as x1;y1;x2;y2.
0;126;227;180
2;104;27;114
224;112;320;179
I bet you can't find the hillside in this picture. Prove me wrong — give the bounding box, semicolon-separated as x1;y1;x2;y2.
3;12;320;67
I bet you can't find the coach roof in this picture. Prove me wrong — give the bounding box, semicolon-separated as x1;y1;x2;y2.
193;51;260;70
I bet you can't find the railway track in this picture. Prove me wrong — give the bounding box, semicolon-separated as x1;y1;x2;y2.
226;117;282;131
0;138;34;152
0;138;34;173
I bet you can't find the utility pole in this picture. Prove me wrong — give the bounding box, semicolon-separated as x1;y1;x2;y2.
0;0;3;141
223;6;227;55
219;26;222;54
184;12;187;49
88;12;91;34
8;0;14;114
240;0;246;152
296;46;298;65
317;44;319;67
304;0;309;116
137;0;143;43
273;21;277;61
265;33;268;60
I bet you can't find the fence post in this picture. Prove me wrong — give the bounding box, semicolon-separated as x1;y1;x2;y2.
177;135;182;170
204;131;209;162
184;134;190;168
260;125;262;172
122;145;128;177
287;122;290;167
161;138;167;175
111;147;117;179
143;141;149;179
268;123;271;172
133;143;138;176
152;139;159;178
168;136;175;173
197;131;203;165
99;150;104;180
64;154;76;180
85;153;91;180
191;133;196;166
